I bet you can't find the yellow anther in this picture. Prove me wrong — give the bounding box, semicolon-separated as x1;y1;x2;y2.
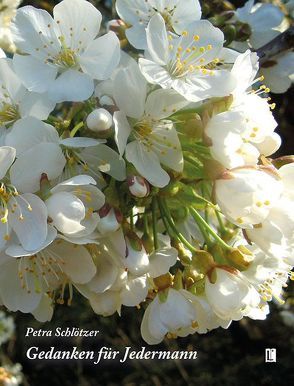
182;31;188;37
169;44;174;50
193;35;200;41
177;46;183;52
207;44;212;50
264;200;270;206
237;217;243;224
186;48;191;53
256;201;263;207
199;47;205;53
28;205;33;211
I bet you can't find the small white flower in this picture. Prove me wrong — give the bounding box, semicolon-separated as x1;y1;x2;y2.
140;288;198;345
0;58;55;130
46;175;105;241
12;0;121;102
205;110;260;169
116;0;202;49
243;246;292;306
215;167;283;228
1;233;96;316
205;266;261;321
139;14;236;102
0;146;48;252
113;61;187;187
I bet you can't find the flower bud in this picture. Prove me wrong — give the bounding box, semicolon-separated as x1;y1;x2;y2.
97;204;122;234
86;108;113;133
127;176;150;198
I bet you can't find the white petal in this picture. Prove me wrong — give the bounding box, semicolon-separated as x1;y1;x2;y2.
125;24;148;50
13;54;58;93
172;0;202;33
114;62;147;119
148;247;178;278
146;14;169;65
9;193;48;251
88;251;119;293
5;117;59;155
0;58;24;101
139;58;173;88
126;141;170;188
48;70;94;103
0;146;16;179
6;226;57;257
89;291;120;316
12;6;60;57
116;0;152;24
113;111;132;156
121;275;148;307
0;259;42;313
80;145;127;181
46;192;86;235
59;137;103;148
51;175;97;192
53;0;102;50
49;240;96;284
80;32;120;80
145;88;189;119
32;294;53;322
19;91;56;120
10;143;66;193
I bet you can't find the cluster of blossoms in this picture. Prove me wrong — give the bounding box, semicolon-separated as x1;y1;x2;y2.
0;311;22;386
0;0;293;345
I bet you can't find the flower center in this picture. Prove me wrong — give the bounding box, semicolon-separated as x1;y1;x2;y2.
53;47;78;68
167;32;218;79
134;119;153;139
0;103;19;126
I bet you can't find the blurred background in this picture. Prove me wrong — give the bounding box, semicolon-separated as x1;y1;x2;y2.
1;1;293;385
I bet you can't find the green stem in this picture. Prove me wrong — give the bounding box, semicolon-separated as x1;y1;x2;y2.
158;198;198;253
190;207;232;251
152;198;159;250
70;122;84;137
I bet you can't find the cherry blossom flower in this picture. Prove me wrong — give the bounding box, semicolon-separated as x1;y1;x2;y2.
139;14;236;102
12;0;120;102
116;0;201;49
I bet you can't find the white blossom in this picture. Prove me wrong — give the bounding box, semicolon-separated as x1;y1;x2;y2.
12;0;120;102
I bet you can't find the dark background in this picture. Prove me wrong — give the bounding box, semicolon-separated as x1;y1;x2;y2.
1;1;293;385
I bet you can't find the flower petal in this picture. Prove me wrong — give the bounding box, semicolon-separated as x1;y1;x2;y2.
79;32;120;80
46;191;86;235
48;69;94;103
0;146;16;179
5;117;59;155
13;54;58;93
49;240;96;284
8;193;48;251
114;62;147;119
125;141;170;188
113;111;132;156
53;0;102;50
146;14;169;65
10;142;66;193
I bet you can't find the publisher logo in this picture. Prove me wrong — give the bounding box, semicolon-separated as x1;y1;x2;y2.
265;348;276;363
